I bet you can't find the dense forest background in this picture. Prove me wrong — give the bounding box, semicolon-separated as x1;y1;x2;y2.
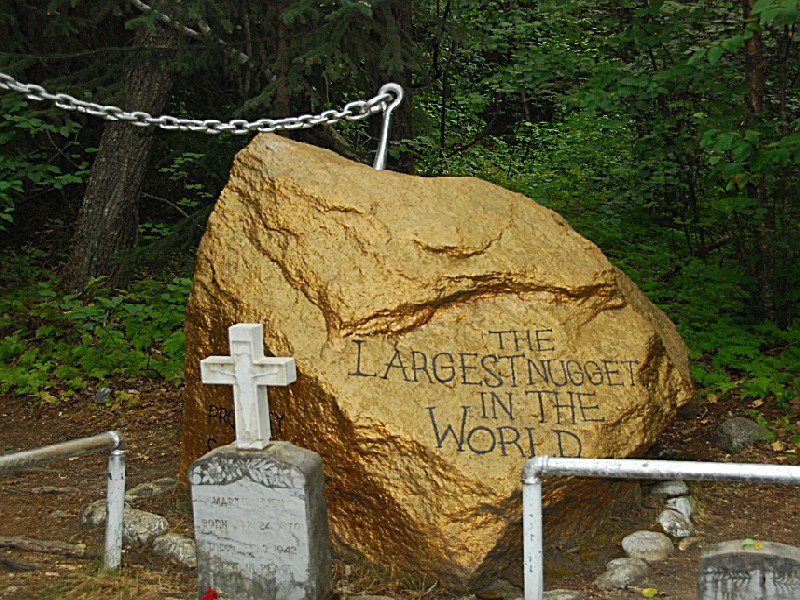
1;0;799;441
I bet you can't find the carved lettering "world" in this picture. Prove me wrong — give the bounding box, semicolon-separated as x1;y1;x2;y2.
426;405;583;458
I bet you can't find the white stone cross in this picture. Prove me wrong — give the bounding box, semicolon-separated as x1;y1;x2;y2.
200;323;296;450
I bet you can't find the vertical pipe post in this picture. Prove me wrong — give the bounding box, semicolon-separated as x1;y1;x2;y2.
523;472;543;600
372;83;404;170
104;448;126;570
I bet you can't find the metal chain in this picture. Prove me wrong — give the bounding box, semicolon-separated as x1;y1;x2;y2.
0;72;400;136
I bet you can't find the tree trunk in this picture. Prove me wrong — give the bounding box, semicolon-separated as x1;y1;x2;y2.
62;24;178;292
742;0;776;323
394;0;415;175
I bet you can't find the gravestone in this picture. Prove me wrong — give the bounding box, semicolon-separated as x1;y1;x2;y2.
179;135;693;588
698;540;800;600
190;323;331;600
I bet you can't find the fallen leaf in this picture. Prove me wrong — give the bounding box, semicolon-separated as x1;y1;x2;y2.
642;588;659;598
750;399;764;408
706;394;718;404
772;440;787;452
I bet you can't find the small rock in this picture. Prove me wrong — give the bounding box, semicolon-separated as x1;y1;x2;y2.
125;477;178;503
678;536;704;552
621;530;674;562
649;480;689;498
475;579;522;599
666;496;693;520
714;417;770;453
152;533;196;567
594;557;649;589
80;499;132;528
31;486;79;495
93;387;114;404
122;509;169;546
657;508;695;538
542;591;584;600
80;500;107;528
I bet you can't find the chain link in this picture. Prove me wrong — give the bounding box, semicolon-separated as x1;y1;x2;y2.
0;72;397;135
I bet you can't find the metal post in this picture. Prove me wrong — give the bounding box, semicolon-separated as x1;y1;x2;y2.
372;83;404;171
104;447;126;570
523;470;544;600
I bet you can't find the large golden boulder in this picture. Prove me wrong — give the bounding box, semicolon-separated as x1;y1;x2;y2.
179;135;692;589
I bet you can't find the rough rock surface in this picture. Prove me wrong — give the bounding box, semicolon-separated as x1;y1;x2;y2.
121;509;169;546
152;533;196;567
125;477;177;502
594;557;650;589
621;531;674;563
713;417;769;453
666;496;693;520
649;480;689;498
178;135;693;588
79;499;131;529
657;508;694;538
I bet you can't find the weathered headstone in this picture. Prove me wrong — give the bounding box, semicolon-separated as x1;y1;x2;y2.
698;540;800;600
190;324;331;600
179;135;693;588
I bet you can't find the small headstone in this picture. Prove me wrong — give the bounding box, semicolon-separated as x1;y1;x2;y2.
190;324;331;600
698;539;800;600
191;442;331;599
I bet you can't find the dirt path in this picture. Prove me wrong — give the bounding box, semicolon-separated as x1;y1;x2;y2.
1;383;798;599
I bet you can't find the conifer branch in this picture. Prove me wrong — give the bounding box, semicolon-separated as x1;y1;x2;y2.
126;0;249;65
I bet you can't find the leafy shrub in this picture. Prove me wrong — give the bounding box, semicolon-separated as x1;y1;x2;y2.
0;251;189;402
0;97;89;230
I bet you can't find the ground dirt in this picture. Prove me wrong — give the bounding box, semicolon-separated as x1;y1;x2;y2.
1;381;799;599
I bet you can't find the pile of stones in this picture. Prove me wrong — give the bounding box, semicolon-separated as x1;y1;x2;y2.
593;479;698;591
79;476;196;567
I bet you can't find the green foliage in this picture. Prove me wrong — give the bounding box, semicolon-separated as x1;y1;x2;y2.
0;250;188;402
0;96;89;230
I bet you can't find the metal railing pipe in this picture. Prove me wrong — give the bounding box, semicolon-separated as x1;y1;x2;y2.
0;431;123;473
522;456;800;600
0;431;125;570
523;456;800;486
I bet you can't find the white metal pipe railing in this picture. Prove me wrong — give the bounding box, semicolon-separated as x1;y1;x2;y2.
0;431;126;570
522;456;800;600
